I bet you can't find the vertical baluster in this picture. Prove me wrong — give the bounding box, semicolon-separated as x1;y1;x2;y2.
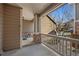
54;37;55;45
75;42;77;56
55;37;57;51
59;39;61;54
62;39;64;55
52;37;53;45
65;40;67;56
54;37;57;51
53;37;55;50
52;37;54;45
70;41;72;56
57;38;59;52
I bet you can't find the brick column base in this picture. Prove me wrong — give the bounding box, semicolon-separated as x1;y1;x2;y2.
33;34;41;44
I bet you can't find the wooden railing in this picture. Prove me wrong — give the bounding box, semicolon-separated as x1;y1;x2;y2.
41;34;79;56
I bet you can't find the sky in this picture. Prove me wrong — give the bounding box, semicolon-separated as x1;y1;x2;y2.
48;3;75;24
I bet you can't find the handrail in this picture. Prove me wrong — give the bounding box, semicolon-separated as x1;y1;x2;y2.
41;33;79;42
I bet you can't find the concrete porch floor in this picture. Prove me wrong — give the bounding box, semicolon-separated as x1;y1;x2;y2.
2;44;58;56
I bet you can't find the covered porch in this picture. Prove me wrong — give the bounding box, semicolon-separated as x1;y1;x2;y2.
0;3;79;56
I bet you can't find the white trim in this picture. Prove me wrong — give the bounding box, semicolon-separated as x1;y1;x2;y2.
20;9;23;48
41;43;60;56
40;4;64;18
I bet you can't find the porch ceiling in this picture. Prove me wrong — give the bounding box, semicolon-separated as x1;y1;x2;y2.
9;3;59;20
17;3;51;14
9;3;51;20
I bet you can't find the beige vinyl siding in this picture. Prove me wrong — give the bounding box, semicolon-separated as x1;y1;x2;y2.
23;20;34;33
41;16;56;34
0;4;3;53
3;4;21;51
75;4;79;34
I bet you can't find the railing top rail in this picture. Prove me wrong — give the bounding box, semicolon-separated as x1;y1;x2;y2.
41;33;79;42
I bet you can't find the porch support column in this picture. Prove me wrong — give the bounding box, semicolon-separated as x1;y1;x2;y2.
33;14;41;43
34;14;40;33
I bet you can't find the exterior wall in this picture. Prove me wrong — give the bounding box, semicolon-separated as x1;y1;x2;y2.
23;20;34;33
41;16;56;34
75;4;79;35
22;5;34;20
3;4;21;51
0;4;3;54
76;4;79;20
